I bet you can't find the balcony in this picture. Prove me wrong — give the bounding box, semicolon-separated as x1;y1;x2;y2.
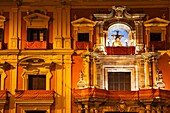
76;41;92;50
106;46;135;55
73;88;170;103
15;90;54;104
25;41;47;49
0;90;8;106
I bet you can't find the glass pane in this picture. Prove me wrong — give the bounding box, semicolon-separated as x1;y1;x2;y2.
108;72;131;90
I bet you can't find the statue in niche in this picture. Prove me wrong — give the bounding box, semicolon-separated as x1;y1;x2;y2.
112;31;123;47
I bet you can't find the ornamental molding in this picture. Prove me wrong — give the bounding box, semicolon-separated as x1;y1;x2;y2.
144;17;170;27
71;17;96;27
24;12;50;28
0;15;6;29
93;6;145;20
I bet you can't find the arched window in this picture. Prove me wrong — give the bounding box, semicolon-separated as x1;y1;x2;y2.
107;23;135;47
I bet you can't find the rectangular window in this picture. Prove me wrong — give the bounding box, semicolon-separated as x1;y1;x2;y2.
0;29;4;42
26;111;46;113
27;28;48;42
108;72;131;90
28;75;46;90
150;33;161;41
78;33;89;42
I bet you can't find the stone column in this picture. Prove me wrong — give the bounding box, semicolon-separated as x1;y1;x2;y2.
144;57;150;88
9;8;19;49
146;105;151;113
152;57;157;87
93;57;97;87
85;105;89;113
136;21;144;44
156;106;162;113
135;21;144;52
95;22;100;45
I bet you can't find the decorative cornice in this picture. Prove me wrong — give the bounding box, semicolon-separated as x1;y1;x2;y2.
144;17;170;27
71;17;96;27
93;6;145;20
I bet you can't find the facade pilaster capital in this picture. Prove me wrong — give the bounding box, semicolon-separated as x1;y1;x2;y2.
135;21;144;25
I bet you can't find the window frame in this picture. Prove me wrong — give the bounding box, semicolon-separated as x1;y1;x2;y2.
21;68;52;90
108;72;131;91
27;28;48;42
102;67;137;91
28;75;46;90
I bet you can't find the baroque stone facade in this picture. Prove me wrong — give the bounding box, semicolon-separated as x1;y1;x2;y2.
0;0;169;113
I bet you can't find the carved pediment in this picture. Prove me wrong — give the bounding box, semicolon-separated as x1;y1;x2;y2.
24;13;50;28
19;57;55;70
71;17;96;27
144;17;170;27
0;15;6;29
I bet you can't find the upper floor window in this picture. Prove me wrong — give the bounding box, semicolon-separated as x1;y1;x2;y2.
107;23;135;47
27;28;48;42
150;33;161;41
108;72;131;90
78;33;89;42
28;75;46;90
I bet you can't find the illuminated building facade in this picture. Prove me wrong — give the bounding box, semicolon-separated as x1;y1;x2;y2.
0;0;170;113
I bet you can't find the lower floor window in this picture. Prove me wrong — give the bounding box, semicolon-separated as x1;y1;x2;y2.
108;72;131;90
28;75;46;90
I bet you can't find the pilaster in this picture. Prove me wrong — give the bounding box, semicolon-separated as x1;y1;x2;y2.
63;55;72;113
9;8;18;49
144;57;150;88
62;7;71;49
55;55;63;113
53;8;62;49
135;21;144;52
135;21;144;44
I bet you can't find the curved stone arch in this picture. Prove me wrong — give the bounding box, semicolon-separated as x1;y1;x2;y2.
18;55;52;65
104;20;135;31
107;23;136;47
19;56;53;90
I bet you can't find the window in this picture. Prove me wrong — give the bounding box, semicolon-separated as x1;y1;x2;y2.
108;72;131;90
0;28;4;42
78;33;89;42
150;33;161;41
28;75;46;90
26;111;46;113
27;28;48;42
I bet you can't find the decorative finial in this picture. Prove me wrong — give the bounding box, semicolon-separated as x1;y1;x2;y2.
90;14;93;20
146;14;149;20
162;13;166;19
77;71;86;89
26;10;30;15
145;45;148;53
